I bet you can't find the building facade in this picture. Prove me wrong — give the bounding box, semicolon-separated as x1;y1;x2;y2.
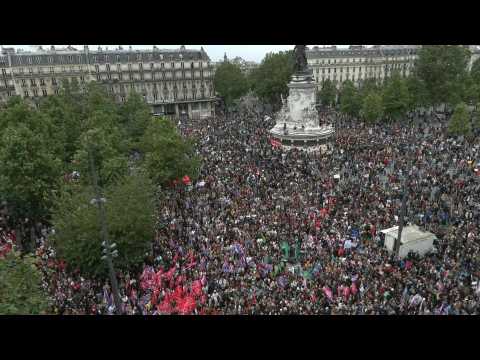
308;45;480;91
0;45;216;119
307;45;419;90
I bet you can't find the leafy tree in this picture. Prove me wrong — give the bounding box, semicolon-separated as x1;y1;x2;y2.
405;75;429;111
141;117;200;186
339;80;361;117
470;57;480;84
39;95;84;166
0;250;50;314
249;51;294;107
0;123;62;251
319;79;337;107
448;102;471;137
214;62;250;107
117;92;152;151
414;45;471;108
50;171;155;278
361;92;384;123
359;78;380;97
472;110;480;134
382;71;410;120
73;127;129;189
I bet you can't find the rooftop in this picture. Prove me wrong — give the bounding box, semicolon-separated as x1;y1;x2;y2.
381;225;437;244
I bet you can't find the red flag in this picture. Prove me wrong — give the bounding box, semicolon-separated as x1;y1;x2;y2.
320;208;329;218
157;298;173;314
191;280;203;298
182;175;191;186
270;138;282;148
164;266;176;282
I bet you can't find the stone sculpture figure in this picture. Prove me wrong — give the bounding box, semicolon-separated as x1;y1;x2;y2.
294;45;308;73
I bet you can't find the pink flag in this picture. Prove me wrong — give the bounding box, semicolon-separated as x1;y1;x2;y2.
343;285;351;301
322;286;333;300
350;282;358;296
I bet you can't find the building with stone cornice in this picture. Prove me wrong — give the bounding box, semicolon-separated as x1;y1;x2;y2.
307;45;480;91
307;45;419;90
0;45;216;119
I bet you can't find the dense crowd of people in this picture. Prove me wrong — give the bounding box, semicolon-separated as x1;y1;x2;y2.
2;101;480;315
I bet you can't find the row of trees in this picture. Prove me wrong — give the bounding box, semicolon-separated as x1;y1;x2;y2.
322;46;480;136
214;51;294;109
0;82;200;313
214;46;480;135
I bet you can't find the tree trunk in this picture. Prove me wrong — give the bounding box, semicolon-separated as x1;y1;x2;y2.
15;224;24;253
30;225;36;253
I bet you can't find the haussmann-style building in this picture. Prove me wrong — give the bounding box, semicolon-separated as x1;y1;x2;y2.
0;45;216;119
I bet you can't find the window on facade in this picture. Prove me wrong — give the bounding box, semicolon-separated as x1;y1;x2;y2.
171;62;175;69
21;79;26;86
24;91;29;97
40;79;45;86
106;64;111;72
54;89;59;95
96;74;101;81
33;89;38;97
161;63;165;68
95;65;99;72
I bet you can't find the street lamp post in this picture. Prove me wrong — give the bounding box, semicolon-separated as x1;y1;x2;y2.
88;146;124;315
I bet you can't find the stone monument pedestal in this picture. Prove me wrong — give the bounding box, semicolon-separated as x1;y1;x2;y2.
270;71;334;147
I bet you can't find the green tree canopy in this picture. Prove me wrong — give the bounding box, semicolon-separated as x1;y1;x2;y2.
214;62;250;107
319;79;337;107
339;80;361;117
470;58;480;84
50;171;155;278
249;51;294;107
361;92;384;123
117;92;152;151
448;102;471;137
414;45;471;107
405;75;429;111
382;71;410;120
0;251;50;314
0;123;62;251
141;117;200;186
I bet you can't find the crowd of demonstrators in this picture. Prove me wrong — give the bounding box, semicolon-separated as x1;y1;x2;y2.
3;102;480;315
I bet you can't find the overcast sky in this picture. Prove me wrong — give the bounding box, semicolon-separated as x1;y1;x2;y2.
4;45;353;63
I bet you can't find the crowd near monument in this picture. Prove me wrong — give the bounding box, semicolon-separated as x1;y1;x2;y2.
1;44;480;316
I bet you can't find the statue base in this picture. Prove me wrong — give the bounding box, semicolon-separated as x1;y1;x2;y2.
269;70;334;148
